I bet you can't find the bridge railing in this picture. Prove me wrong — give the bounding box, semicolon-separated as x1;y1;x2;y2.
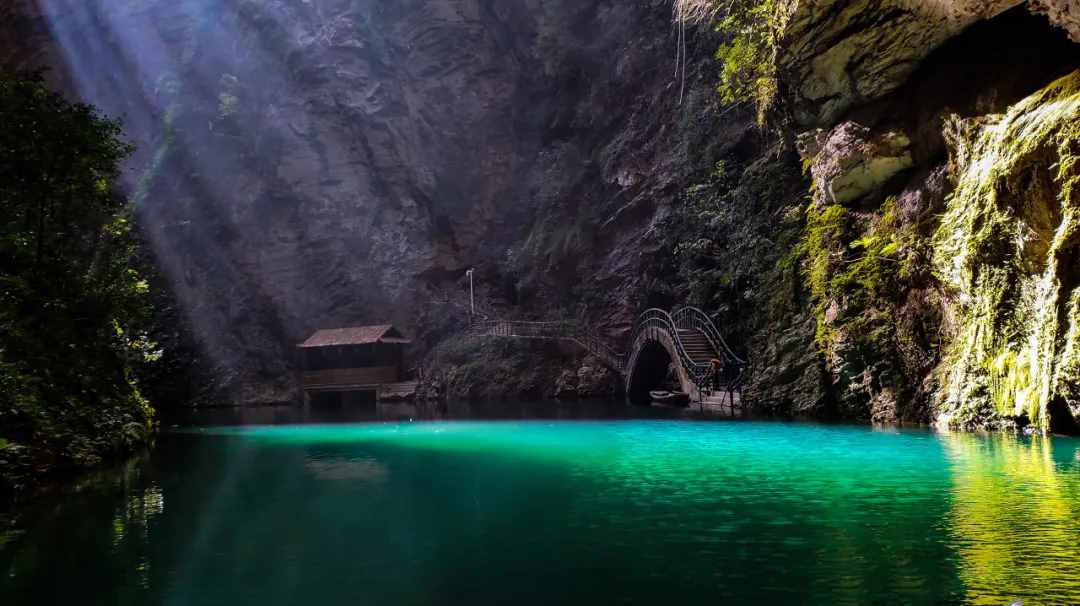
636;308;714;390
470;319;626;372
568;330;626;372
465;306;746;401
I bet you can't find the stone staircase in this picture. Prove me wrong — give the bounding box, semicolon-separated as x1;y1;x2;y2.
678;328;716;366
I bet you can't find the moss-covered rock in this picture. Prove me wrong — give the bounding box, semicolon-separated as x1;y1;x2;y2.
933;69;1080;431
776;0;1022;126
800;123;913;206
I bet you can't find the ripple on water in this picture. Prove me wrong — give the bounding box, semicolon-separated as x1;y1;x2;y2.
2;420;1080;604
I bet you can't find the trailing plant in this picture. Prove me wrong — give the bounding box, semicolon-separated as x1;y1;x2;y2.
675;0;782;126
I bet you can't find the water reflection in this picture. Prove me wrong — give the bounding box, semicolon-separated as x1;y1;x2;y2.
163;398;718;428
305;457;389;482
112;484;164;548
5;419;1080;605
943;432;1080;605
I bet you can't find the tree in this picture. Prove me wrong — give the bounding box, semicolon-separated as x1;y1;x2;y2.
0;72;155;490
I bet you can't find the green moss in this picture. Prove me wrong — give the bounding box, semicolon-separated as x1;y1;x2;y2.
792;203;848;348
1054;291;1080;418
677;0;782;126
792;199;918;349
787;184;937;420
933;70;1080;431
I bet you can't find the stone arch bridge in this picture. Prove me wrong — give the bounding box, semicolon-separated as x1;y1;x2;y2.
470;307;746;407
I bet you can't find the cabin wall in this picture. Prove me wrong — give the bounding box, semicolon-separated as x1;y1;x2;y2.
303;344;402;372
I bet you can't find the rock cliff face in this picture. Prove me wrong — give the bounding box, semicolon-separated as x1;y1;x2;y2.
777;0;1080;126
7;0;1080;427
777;1;1080;428
2;0;725;403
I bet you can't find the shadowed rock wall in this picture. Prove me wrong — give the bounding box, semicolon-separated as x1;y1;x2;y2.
2;0;725;403
778;2;1080;428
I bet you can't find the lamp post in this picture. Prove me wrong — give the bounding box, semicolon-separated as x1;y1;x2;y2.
466;268;475;317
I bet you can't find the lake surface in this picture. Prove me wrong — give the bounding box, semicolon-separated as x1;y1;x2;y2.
3;404;1080;605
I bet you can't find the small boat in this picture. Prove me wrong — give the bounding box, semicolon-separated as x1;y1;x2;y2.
650;390;690;406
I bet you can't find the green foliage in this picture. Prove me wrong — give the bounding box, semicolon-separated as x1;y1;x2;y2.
0;72;156;489
674;0;782;124
791;197;928;349
784;190;939;421
712;1;780;125
792;204;847;321
668;161;745;312
660;147;807;363
933;70;1080;431
836;199;923;301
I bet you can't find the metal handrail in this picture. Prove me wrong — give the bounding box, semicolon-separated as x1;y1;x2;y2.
466;306;745;401
471;318;626;372
635;308;713;390
671;306;746;366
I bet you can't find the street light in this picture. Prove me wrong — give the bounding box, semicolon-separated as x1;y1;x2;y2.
466;268;475;317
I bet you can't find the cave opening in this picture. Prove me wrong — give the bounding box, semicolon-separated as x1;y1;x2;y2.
855;5;1080;167
627;341;677;405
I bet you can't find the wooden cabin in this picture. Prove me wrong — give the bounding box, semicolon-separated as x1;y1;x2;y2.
298;325;410;402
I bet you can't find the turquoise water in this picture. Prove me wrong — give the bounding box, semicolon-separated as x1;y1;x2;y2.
3;419;1080;604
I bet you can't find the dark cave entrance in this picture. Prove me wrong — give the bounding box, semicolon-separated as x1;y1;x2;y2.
858;5;1080;168
627;341;677;405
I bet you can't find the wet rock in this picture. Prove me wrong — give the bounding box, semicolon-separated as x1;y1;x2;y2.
746;310;825;415
801;122;913;206
933;71;1080;430
777;0;1022;125
0;0;725;404
553;370;580;400
575;359;618;399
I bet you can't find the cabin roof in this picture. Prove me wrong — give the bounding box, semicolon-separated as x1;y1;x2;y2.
299;325;411;348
